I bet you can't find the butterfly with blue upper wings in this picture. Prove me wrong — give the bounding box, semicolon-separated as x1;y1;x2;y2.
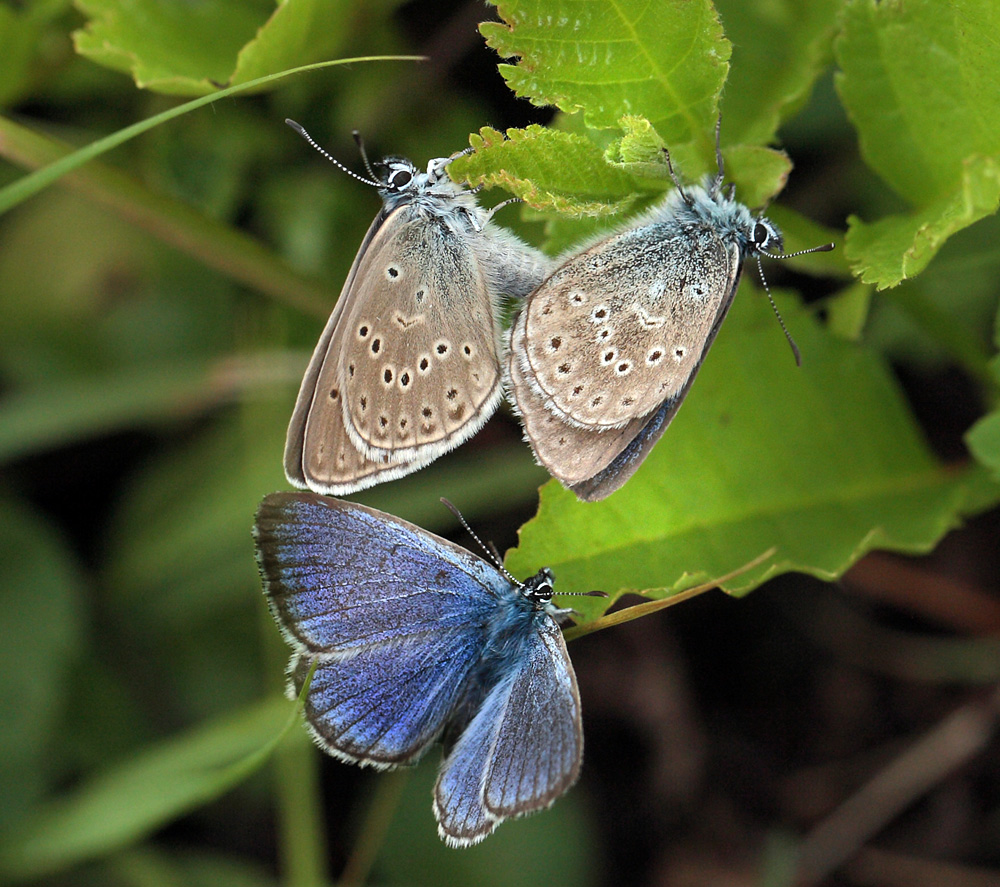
253;492;585;846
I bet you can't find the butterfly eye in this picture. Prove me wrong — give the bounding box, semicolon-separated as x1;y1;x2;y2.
752;218;784;253
523;566;555;601
753;221;772;248
388;168;413;190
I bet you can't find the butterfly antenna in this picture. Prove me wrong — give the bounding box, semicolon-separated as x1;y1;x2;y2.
440;499;607;600
285;120;381;188
711;114;726;196
440;498;520;585
446;145;476;163
770;242;837;260
755;257;802;366
483;197;521;224
351;130;381;182
757;240;835;367
662;148;692;207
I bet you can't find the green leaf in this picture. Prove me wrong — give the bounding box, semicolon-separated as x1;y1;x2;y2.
459;2;837;262
860;213;1000;378
481;0;731;144
454;126;806;259
825;282;874;342
72;0;357;97
73;0;272;95
0;496;84;829
605;114;670;170
966;354;1000;482
605;136;794;208
835;0;1000;206
717;144;792;208
451;125;643;216
967;411;1000;483
0;696;298;883
834;0;1000;288
230;0;354;86
715;0;841;145
505;289;999;616
844;155;1000;289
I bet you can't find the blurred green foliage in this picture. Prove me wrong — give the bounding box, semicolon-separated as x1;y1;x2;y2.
0;0;998;884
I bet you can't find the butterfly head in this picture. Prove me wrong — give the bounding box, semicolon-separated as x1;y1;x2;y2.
749;216;784;257
373;153;474;217
377;157;419;193
521;567;556;605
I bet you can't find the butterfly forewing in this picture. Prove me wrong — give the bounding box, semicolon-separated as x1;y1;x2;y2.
331;210;503;461
255;493;512;766
520;226;736;430
254;493;505;655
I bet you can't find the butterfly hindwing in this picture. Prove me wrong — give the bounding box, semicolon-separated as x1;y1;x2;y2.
433;616;582;846
291;633;482;766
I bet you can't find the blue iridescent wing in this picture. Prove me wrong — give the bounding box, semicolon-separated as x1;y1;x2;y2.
255;492;505;654
289;641;479;766
433;615;582;846
254;492;506;766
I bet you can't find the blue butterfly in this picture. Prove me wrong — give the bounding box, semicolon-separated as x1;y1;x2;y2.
253;492;585;846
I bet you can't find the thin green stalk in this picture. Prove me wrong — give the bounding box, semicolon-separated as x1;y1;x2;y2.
273;732;329;887
0;57;422;214
564;547;777;641
339;771;410;887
